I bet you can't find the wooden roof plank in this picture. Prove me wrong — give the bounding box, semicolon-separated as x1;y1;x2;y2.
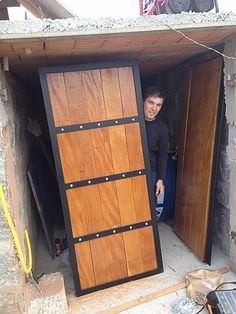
0;0;20;8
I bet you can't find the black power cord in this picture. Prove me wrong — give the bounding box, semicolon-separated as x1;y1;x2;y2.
214;281;236;291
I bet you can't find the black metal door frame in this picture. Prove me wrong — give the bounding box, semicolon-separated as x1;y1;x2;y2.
39;60;163;296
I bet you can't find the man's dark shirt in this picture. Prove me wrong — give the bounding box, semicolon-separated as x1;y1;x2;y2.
145;117;169;180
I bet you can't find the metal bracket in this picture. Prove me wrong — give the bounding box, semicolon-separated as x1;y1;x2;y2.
56;116;139;134
66;169;145;189
74;220;152;243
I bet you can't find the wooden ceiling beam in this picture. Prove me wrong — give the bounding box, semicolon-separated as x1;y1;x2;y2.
16;0;44;18
0;8;9;20
16;0;74;19
0;0;20;8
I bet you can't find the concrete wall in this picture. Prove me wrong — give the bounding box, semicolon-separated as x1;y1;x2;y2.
0;65;35;312
224;34;236;271
214;113;230;255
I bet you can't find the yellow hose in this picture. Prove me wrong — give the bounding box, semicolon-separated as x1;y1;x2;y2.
0;183;32;274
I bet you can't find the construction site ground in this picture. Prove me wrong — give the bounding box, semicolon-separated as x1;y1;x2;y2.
35;222;236;314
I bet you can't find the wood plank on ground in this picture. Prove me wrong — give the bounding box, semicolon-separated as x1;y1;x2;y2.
99;267;229;314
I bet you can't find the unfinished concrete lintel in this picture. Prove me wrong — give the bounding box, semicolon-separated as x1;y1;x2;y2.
0;14;236;42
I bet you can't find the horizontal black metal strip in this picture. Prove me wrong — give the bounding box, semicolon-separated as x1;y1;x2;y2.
66;169;146;189
56;116;140;134
73;220;152;243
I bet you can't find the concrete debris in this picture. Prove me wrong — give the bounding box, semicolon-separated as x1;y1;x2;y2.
28;272;68;314
0;12;235;35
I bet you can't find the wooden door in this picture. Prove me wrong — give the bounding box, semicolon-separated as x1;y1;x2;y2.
174;57;222;262
40;62;163;296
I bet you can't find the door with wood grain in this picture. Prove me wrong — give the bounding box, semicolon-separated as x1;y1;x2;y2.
40;62;163;296
174;57;222;262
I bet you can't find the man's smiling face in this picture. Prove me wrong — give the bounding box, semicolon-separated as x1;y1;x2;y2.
143;96;164;121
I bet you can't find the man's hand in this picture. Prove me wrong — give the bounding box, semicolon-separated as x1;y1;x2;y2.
155;180;164;196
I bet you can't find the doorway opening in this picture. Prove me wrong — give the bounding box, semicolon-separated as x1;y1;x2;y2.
5;49;229;298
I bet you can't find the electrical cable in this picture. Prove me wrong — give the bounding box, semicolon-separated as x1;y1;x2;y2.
215;281;236;290
29;272;43;297
194;302;207;314
160;21;236;60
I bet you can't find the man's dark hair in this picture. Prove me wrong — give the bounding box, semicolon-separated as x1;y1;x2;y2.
143;86;166;102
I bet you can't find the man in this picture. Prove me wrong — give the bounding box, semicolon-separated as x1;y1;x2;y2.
143;86;169;218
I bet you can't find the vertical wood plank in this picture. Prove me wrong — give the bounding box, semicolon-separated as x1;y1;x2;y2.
174;69;191;238
108;125;130;174
57;130;96;183
83;70;107;122
116;178;137;226
46;73;70;127
98;181;121;229
125;123;144;171
76;185;105;234
64;71;89;124
106;234;128;281
132;175;151;223
90;238;113;285
90;127;114;178
101;68;123;119
118;67;138;117
138;227;158;272
123;230;144;276
75;242;96;289
66;188;88;237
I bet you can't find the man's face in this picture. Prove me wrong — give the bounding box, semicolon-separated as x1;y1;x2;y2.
143;96;164;121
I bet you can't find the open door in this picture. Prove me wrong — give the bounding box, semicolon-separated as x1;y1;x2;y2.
174;57;223;263
40;61;163;296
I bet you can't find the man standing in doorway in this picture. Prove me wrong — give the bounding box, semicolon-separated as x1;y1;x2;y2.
143;86;169;219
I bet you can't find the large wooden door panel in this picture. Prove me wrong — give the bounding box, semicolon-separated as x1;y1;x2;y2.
40;62;162;296
174;57;222;262
47;67;138;127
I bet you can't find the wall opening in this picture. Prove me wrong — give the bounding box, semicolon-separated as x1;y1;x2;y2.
2;50;230;296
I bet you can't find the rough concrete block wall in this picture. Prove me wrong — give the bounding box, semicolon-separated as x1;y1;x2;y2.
214;114;230;255
0;65;36;312
224;34;236;272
